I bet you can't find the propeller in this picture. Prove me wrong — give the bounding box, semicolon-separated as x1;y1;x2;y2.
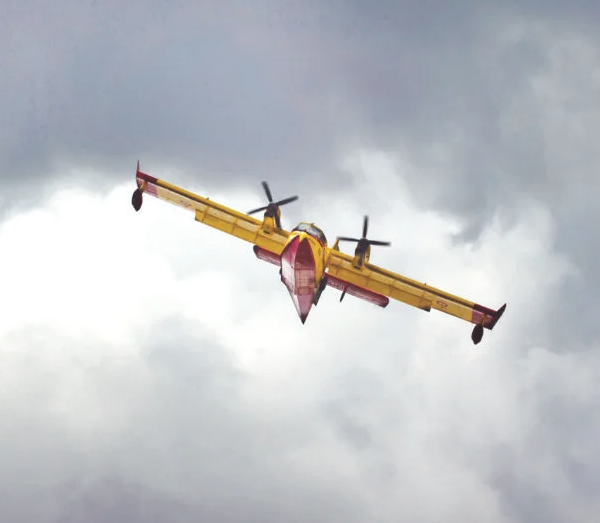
247;181;298;228
337;215;391;265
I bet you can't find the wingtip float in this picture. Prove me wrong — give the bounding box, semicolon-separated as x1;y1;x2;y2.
131;161;506;345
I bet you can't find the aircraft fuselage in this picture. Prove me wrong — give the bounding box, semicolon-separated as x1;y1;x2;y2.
280;232;327;323
253;222;331;323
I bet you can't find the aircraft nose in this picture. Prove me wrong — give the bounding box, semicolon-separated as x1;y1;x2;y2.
294;293;314;323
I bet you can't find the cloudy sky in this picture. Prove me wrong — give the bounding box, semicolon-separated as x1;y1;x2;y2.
1;1;599;521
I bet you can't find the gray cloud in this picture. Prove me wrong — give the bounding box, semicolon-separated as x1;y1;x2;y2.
1;1;349;210
2;2;597;207
53;478;202;523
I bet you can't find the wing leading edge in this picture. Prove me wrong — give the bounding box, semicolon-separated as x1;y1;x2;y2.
133;162;290;255
326;249;506;344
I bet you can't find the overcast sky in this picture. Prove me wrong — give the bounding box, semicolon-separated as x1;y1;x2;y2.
1;2;599;522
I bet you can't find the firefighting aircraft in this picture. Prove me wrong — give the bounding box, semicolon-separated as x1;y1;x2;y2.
131;162;506;344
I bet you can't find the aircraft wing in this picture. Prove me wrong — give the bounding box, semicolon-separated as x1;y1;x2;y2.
325;249;506;343
134;163;290;255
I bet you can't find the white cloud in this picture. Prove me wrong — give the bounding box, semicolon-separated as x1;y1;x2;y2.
0;154;596;522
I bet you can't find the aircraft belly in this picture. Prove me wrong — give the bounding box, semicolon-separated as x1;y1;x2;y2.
280;236;316;323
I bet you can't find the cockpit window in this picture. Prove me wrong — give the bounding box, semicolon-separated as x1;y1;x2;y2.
293;223;327;245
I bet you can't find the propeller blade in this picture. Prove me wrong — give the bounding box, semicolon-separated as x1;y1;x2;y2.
337;215;391;250
262;181;273;202
249;181;298;222
247;205;269;215
274;195;299;207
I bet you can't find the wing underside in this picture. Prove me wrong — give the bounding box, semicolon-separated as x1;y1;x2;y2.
135;165;290;255
326;250;506;334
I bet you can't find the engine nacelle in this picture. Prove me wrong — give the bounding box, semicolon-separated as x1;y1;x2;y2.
352;244;371;269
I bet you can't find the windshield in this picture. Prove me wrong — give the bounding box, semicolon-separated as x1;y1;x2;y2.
292;223;327;245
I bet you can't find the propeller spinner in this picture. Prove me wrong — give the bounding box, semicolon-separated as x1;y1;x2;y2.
247;181;298;228
337;215;391;266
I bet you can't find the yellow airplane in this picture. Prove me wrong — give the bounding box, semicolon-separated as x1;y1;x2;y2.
131;162;506;344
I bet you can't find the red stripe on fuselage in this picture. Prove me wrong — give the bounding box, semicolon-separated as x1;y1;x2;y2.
280;236;316;323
